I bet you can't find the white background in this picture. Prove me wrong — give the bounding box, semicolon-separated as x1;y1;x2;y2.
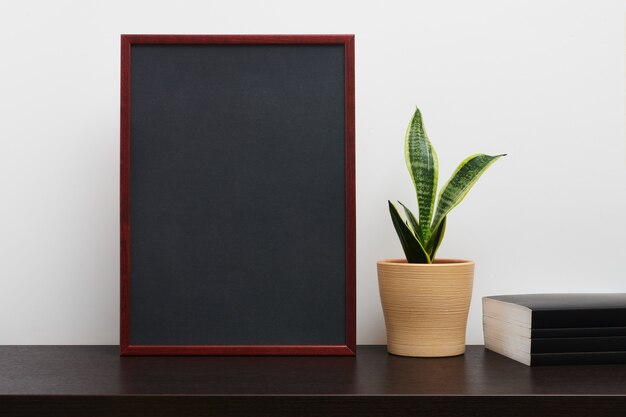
1;0;625;345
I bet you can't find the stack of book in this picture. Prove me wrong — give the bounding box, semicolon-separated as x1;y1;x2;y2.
482;293;626;366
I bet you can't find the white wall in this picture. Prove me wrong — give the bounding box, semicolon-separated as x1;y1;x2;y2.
1;0;625;345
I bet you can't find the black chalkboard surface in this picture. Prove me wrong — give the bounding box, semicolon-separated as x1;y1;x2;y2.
120;35;355;355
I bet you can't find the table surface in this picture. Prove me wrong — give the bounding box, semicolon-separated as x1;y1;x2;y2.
2;344;626;396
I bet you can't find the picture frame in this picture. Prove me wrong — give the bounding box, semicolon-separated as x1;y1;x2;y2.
120;34;355;355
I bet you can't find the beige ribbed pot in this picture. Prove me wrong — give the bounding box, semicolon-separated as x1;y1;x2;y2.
377;258;474;357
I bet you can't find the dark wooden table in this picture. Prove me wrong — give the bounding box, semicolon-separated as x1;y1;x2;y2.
2;345;626;416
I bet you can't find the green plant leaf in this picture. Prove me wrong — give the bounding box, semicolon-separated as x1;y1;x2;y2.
405;107;438;243
388;201;430;263
426;216;446;260
398;201;423;246
431;153;506;233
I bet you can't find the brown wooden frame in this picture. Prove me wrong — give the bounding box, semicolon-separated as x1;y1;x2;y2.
120;34;355;355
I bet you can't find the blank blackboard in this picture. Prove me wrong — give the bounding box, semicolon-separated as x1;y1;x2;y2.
120;35;355;355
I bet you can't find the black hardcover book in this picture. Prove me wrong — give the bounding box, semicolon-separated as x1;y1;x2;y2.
483;315;626;339
532;351;626;366
532;336;626;353
483;293;626;329
483;294;626;365
484;329;626;360
484;333;626;365
533;327;626;338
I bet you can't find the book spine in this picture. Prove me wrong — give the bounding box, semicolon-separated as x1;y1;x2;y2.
532;351;626;366
532;327;626;338
532;336;626;354
532;309;626;329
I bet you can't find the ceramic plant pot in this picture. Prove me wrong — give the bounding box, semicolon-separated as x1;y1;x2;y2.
377;258;475;357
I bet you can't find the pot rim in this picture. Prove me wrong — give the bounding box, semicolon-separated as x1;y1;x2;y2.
377;258;474;267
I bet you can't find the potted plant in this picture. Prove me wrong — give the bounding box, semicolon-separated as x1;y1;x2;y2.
378;107;505;357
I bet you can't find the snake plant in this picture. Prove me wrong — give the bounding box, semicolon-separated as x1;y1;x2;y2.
389;107;505;263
